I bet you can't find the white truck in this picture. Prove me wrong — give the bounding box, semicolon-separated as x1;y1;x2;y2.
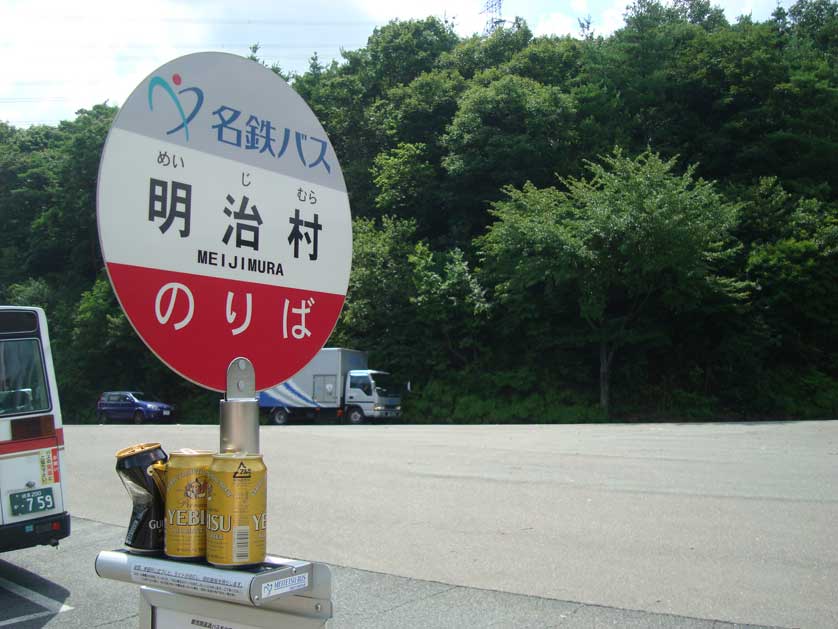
259;348;402;424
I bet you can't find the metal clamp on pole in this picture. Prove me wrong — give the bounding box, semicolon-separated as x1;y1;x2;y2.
220;357;260;454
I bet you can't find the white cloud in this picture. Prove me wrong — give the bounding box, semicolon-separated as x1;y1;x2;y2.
598;0;628;34
0;0;212;126
0;0;795;127
351;0;486;36
570;0;590;15
533;12;582;37
534;0;625;38
716;0;786;22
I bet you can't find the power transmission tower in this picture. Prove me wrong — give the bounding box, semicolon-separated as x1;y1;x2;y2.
481;0;503;35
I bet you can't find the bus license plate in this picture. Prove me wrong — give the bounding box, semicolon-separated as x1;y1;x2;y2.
10;488;55;516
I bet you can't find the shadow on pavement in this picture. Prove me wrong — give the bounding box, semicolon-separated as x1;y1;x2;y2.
0;559;72;628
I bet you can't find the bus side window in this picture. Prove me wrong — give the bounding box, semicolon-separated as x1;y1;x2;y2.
0;339;50;416
14;389;32;412
0;391;12;414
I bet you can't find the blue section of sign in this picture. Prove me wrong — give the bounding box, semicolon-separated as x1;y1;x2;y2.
115;52;346;194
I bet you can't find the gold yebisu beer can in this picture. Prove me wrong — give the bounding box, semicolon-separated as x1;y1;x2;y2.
205;453;267;567
151;449;213;560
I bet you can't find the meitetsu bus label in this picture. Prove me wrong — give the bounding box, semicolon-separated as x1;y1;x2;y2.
97;52;352;391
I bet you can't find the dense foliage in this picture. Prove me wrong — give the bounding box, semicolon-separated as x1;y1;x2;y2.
2;1;837;422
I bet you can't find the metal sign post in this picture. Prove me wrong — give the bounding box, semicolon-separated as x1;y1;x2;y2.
94;51;352;628
220;358;259;455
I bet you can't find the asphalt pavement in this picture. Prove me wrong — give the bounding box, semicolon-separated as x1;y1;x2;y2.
2;420;836;628
4;517;781;628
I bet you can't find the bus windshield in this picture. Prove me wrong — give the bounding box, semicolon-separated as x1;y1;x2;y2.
0;339;50;416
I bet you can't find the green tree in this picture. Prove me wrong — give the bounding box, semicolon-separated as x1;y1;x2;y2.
366;68;466;242
437;18;533;80
365;17;459;92
294;62;379;212
369;69;466;156
0;123;63;294
443;74;577;188
65;277;142;412
789;0;838;52
746;190;838;366
504;35;586;87
4;8;838;422
409;243;488;371
505;35;626;173
330;217;420;378
294;18;459;215
46;105;117;285
442;74;578;239
5;279;54;315
478;149;741;415
371;143;444;237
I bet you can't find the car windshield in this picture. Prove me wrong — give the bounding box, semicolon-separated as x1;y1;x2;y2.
132;392;161;403
371;373;398;397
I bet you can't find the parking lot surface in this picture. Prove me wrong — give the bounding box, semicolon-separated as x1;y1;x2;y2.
3;420;836;627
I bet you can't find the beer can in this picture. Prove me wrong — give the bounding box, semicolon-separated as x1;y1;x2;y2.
160;449;213;560
115;442;167;554
205;453;267;567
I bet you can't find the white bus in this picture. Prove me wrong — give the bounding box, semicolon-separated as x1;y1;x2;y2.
0;306;70;552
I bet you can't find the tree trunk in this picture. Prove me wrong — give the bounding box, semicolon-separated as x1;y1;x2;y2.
599;340;614;417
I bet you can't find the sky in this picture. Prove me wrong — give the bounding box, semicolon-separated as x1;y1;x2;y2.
1;0;790;128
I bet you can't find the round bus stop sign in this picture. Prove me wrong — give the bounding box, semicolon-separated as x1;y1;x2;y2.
97;52;351;392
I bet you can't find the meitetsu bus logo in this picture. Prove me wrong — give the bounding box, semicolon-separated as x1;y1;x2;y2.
147;73;204;141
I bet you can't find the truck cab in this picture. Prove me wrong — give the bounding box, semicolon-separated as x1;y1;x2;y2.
345;370;402;422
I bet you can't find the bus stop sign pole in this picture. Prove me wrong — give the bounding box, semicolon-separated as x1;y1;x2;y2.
220;357;259;455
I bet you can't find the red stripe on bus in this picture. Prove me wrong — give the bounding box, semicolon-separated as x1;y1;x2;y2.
55;427;64;446
0;434;60;456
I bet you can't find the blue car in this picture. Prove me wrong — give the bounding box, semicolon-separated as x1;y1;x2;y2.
96;391;174;424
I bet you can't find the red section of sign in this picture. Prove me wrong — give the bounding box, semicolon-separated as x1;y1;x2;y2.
107;263;345;391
